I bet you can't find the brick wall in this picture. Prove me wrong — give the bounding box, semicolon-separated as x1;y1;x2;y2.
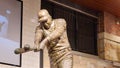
104;12;120;36
98;12;120;63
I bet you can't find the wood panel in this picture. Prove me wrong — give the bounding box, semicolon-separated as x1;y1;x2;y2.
70;0;120;17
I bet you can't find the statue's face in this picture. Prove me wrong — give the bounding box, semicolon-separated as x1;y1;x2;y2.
38;10;50;23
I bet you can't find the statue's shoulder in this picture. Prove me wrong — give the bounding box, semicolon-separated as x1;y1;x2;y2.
53;18;66;27
53;18;66;23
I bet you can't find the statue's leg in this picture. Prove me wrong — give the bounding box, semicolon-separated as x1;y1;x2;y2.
58;55;73;68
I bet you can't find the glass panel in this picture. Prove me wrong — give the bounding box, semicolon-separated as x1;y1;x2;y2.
0;0;22;66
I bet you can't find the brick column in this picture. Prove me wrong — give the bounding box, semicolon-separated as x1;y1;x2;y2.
98;12;120;62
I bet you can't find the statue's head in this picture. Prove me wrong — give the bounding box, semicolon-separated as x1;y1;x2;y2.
38;9;52;28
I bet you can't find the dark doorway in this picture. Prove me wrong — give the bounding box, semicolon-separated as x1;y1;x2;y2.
41;0;98;55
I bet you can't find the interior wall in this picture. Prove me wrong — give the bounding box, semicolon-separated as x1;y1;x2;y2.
0;0;41;68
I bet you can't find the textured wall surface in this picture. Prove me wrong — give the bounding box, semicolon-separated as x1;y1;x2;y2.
73;55;116;68
98;12;120;63
72;51;117;68
104;12;120;36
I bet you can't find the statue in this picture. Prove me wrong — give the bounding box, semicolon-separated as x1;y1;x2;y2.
14;9;73;68
34;9;73;68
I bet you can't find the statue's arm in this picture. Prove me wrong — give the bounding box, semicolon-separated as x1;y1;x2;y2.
47;19;66;41
34;25;43;48
39;19;66;49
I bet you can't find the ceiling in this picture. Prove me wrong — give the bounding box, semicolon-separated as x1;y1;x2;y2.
70;0;120;17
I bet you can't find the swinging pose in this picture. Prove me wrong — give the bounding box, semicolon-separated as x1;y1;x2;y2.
34;9;73;68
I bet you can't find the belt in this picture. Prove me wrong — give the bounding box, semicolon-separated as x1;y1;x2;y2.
49;48;72;66
49;47;71;54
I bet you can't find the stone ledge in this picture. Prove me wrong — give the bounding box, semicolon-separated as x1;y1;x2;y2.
98;32;120;43
71;51;112;64
72;51;120;67
113;62;120;67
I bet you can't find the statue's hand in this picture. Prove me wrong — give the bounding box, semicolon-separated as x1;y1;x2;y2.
33;45;40;52
39;38;49;50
